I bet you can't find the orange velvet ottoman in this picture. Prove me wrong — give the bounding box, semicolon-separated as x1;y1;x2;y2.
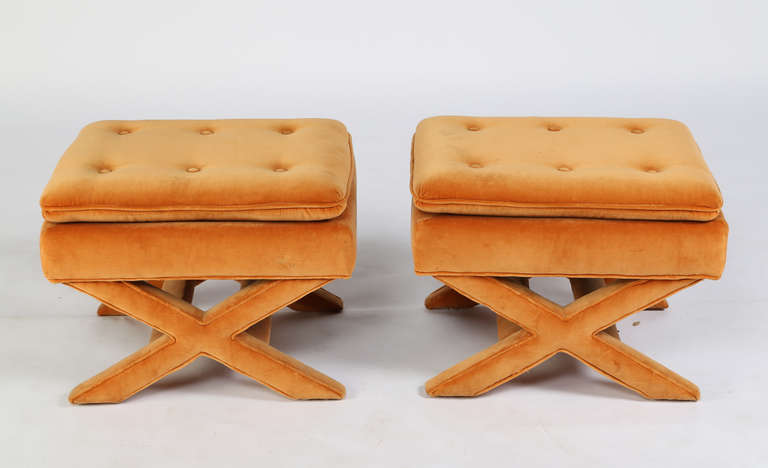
40;119;356;403
411;116;728;400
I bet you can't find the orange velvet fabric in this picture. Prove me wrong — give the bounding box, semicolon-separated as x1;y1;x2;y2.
411;205;728;279
411;116;722;221
41;187;356;282
41;119;354;222
67;279;346;402
426;276;701;400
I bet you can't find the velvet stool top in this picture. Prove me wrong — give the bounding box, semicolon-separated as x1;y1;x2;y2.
40;119;357;403
410;116;728;400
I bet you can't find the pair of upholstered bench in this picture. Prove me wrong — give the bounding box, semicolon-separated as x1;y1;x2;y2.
39;117;727;403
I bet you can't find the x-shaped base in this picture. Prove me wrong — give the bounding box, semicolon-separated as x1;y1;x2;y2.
426;276;700;400
96;282;343;316
68;279;345;404
425;279;668;312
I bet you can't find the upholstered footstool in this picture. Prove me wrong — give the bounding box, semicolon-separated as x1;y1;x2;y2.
40;119;356;403
411;116;728;400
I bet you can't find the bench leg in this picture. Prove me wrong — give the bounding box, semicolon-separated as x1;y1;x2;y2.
423;278;668;317
605;278;668;310
425;285;479;309
426;276;700;400
288;288;343;313
98;281;342;316
569;278;619;339
69;278;345;403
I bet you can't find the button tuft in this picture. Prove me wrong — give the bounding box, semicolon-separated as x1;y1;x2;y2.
117;130;130;135
631;128;645;134
469;163;482;169
547;125;562;132
279;128;293;135
200;129;214;135
98;168;111;174
557;166;572;172
467;125;481;132
274;167;287;172
186;167;200;173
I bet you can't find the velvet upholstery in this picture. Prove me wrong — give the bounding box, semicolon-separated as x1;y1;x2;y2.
41;187;356;282
410;115;728;401
412;206;728;279
41;119;354;222
423;277;664;321
411;116;722;221
40;119;357;403
68;279;346;403
427;277;701;400
96;281;344;317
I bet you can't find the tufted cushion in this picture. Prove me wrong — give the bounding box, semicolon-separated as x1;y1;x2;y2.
41;119;354;222
411;116;723;221
412;206;728;279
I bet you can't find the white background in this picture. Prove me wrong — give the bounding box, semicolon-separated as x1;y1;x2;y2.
1;1;767;466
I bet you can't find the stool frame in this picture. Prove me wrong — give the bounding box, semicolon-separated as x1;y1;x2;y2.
69;279;345;403
424;277;699;400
